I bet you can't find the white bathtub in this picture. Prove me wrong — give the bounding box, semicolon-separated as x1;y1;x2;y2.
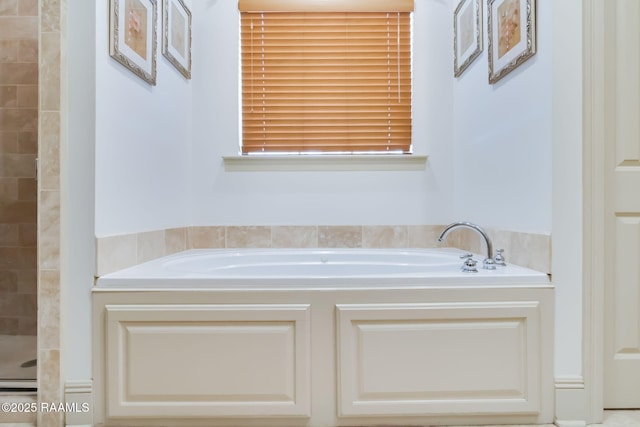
92;247;554;427
96;247;549;288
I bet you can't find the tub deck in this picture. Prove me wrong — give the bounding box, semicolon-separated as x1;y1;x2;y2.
95;248;550;289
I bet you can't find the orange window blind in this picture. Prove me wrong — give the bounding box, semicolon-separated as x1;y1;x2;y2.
239;2;413;154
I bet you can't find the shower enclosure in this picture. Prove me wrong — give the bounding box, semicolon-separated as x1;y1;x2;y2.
0;2;39;391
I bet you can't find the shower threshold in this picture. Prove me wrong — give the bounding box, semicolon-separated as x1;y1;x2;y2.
0;380;37;393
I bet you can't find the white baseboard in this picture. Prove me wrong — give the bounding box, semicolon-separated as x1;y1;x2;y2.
555;376;587;426
64;380;92;427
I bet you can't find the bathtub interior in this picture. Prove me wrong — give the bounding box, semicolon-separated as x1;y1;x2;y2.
0;335;37;390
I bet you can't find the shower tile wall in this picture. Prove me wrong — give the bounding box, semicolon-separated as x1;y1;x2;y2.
0;0;39;336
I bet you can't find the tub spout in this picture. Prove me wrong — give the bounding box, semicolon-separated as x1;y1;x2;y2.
438;222;496;270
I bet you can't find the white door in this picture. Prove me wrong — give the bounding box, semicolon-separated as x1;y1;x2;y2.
603;0;640;409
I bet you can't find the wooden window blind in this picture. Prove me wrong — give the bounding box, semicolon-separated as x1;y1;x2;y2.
239;1;413;154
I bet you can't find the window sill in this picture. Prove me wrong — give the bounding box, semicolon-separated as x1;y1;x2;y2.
222;154;428;172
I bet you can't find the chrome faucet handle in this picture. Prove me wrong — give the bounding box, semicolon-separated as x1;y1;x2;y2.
483;257;497;270
494;249;507;267
460;253;478;273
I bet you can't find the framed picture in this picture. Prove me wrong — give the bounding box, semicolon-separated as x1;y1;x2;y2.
163;0;192;79
109;0;158;85
487;0;536;84
454;0;482;78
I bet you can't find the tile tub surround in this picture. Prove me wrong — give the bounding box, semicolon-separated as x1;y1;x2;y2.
95;225;551;276
0;0;39;336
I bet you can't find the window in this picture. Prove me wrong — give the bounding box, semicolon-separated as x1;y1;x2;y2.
239;0;413;155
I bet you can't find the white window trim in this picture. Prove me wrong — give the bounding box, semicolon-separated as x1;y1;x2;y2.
222;154;428;172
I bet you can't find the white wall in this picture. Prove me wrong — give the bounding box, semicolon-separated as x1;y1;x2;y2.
551;0;583;383
190;0;454;226
94;0;193;237
449;0;585;387
63;0;96;382
451;0;553;233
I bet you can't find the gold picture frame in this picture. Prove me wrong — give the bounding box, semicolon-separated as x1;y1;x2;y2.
487;0;536;84
454;0;483;78
163;0;192;79
109;0;158;85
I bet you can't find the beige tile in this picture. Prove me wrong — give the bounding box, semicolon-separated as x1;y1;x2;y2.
0;108;37;131
0;39;19;62
18;312;36;334
17;130;37;153
271;226;317;248
0;177;18;199
187;226;225;249
95;234;137;276
17;177;36;200
41;0;60;32
0;85;17;107
36;0;60;419
40;32;60;111
165;227;187;254
226;226;271;248
506;230;552;274
1;153;36;176
0;0;18;16
17;39;38;62
0;200;37;223
18;0;37;16
318;225;362;248
38;190;60;270
39;111;59;190
137;230;165;263
362;225;408;248
0;247;35;269
38;411;63;427
407;224;442;248
19;223;36;247
0;223;20;245
0;270;17;292
16;268;36;293
0;291;35;316
37;348;62;427
0;40;19;62
0;317;19;335
0;17;38;39
38;269;59;349
0;130;18;152
17;85;37;107
0;63;38;84
448;227;483;254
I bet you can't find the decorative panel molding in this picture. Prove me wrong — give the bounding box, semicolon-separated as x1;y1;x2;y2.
336;302;542;416
613;216;640;356
615;0;640;166
104;304;311;419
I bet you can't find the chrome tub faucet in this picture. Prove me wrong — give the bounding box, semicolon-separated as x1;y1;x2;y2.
438;222;499;270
